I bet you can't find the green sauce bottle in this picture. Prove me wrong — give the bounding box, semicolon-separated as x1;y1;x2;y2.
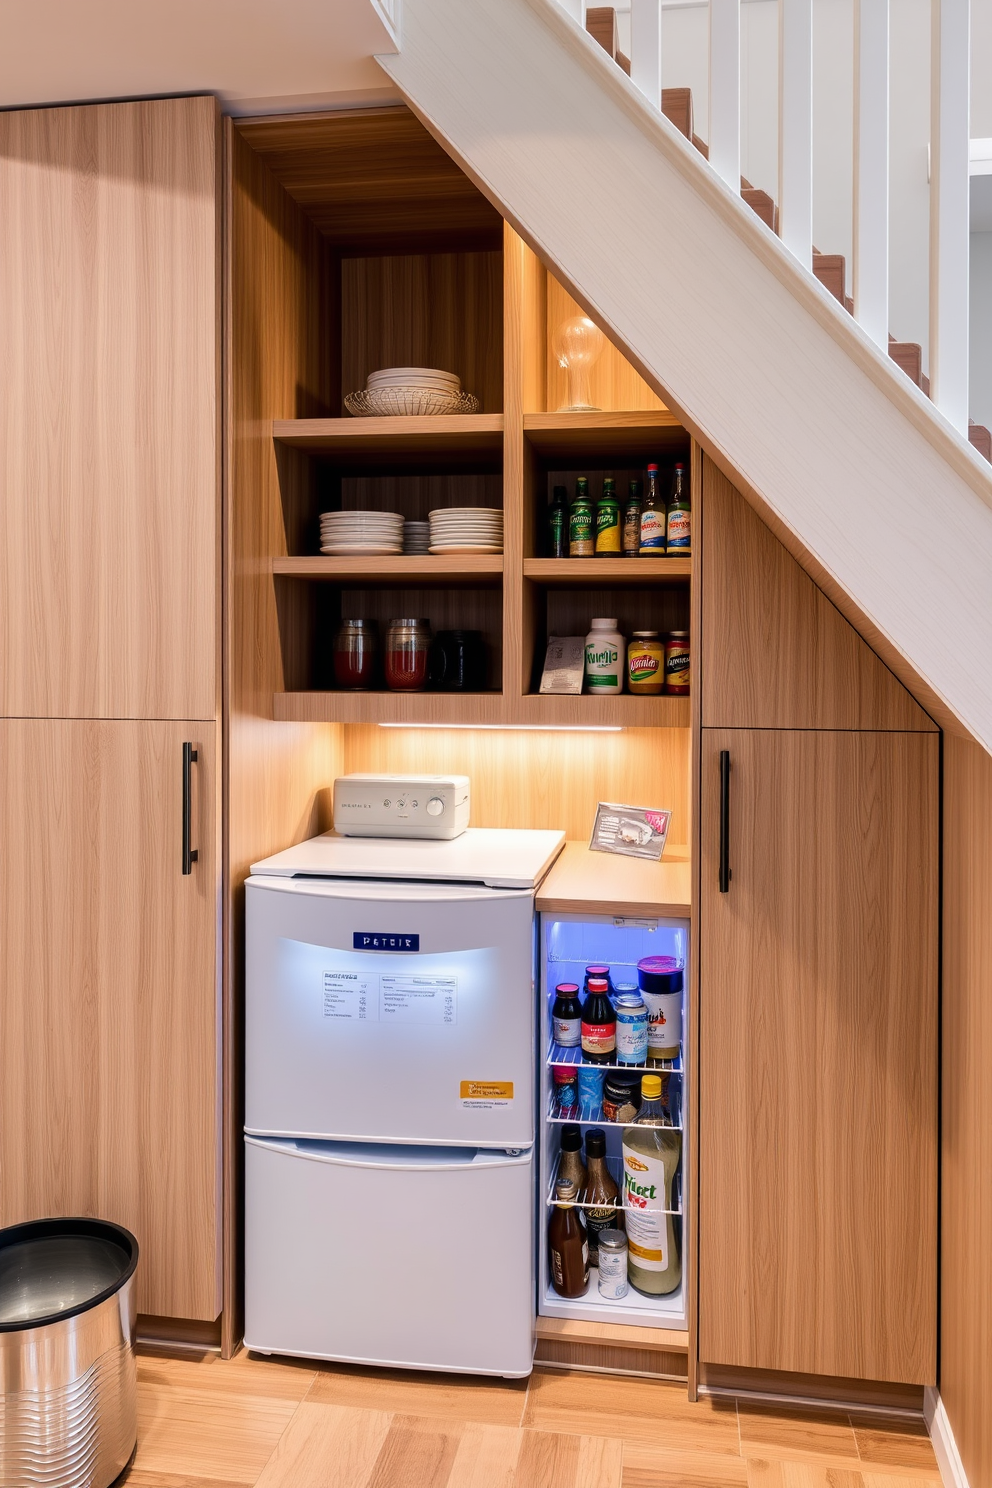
569;476;594;557
622;479;642;557
548;484;569;558
595;477;621;555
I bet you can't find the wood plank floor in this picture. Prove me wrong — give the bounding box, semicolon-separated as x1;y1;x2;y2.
124;1349;942;1488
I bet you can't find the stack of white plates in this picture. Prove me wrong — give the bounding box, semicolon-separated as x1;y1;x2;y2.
429;507;504;554
404;520;431;555
320;510;403;555
344;367;481;418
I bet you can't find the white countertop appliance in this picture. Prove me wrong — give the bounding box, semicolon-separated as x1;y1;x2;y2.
332;773;470;839
244;827;565;1378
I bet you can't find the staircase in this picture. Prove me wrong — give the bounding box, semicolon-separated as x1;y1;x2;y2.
376;0;992;753
583;4;991;463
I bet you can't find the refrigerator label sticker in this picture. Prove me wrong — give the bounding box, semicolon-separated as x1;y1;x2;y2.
322;971;379;1021
379;974;457;1025
460;1080;514;1108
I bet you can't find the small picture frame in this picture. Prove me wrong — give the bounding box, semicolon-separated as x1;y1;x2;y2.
589;802;672;861
539;635;586;695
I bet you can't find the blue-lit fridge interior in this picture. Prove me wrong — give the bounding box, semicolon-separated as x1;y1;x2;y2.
538;912;689;1330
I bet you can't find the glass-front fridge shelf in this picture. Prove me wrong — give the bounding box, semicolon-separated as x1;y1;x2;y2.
546;1041;682;1074
545;1089;683;1132
546;1153;683;1216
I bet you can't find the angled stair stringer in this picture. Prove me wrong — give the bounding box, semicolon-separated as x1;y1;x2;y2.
377;0;992;750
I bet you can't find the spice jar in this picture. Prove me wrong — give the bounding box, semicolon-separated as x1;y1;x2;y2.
385;618;432;692
597;1229;629;1299
332;618;378;690
602;1071;642;1124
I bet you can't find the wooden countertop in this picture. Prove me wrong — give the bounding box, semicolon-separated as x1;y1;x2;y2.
536;841;691;917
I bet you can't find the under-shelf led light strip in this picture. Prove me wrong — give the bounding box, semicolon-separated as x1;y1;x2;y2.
377;724;625;733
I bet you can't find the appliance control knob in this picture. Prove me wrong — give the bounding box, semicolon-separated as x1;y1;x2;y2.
426;797;445;817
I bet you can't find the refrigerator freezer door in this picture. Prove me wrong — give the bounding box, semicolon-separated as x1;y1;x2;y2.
246;876;537;1146
245;1137;535;1377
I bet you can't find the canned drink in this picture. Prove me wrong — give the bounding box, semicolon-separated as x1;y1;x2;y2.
614;992;649;1064
664;632;690;695
577;1064;605;1115
597;1230;629;1298
553;1065;579;1116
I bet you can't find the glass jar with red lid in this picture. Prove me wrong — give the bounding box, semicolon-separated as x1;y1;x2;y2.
333;618;378;690
385;618;432;692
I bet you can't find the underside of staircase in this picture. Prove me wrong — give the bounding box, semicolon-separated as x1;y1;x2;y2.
376;0;992;752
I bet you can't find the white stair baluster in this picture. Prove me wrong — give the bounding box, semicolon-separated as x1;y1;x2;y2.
778;0;814;270
708;0;741;192
929;0;971;434
853;0;890;348
631;0;663;111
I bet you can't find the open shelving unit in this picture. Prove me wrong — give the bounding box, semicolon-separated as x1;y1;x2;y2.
261;221;696;727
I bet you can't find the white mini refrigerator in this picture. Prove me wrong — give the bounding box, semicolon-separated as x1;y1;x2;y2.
244;827;564;1378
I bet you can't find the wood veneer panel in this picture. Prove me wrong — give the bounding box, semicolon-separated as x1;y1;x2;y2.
225;121;345;1353
0;96;220;720
701;461;935;731
0;719;221;1320
234;107;502;252
546;274;666;414
698;728;938;1384
273;556;503;583
940;734;992;1488
273;414;503;459
536;841;690;917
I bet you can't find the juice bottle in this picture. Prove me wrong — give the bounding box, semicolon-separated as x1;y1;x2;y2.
548;1177;589;1297
621;1074;682;1295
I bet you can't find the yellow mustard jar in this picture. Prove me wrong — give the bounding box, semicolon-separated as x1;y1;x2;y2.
626;632;665;694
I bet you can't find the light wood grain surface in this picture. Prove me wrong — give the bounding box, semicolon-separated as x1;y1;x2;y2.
344;726;690;845
272;556;503;583
939;734;992;1488
524;558;691;584
226;120;346;1352
697;729;938;1384
0;96;220;720
700;462;935;731
126;1349;942;1487
536;841;691;917
523;411;683;457
278;690;691;728
273;414;504;458
0;720;221;1320
546;274;667;415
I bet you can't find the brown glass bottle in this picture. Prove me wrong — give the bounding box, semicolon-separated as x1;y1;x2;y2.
557;1124;588;1197
583;1128;622;1265
548;1178;589;1297
581;978;616;1063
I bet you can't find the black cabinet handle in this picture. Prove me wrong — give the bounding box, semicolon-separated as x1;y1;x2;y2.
719;749;731;893
182;742;199;875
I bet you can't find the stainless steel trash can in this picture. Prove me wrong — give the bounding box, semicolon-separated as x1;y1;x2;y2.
0;1218;138;1488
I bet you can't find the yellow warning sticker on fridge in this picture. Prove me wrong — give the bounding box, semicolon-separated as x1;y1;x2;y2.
460;1080;514;1106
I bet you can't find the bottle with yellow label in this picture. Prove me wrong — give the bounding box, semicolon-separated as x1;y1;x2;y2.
595;477;621;555
621;1074;681;1295
626;632;664;694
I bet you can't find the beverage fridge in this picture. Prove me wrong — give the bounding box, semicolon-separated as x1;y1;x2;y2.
538;912;690;1330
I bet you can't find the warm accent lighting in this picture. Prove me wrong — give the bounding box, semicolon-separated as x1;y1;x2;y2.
376;724;625;733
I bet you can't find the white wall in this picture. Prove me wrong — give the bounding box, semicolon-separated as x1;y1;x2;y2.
615;0;988;413
971;233;992;428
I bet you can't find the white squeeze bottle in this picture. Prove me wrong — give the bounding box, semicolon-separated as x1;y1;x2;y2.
584;618;624;695
621;1073;682;1295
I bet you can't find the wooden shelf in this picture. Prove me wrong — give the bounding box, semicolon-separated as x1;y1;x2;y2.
534;1315;689;1354
519;694;690;727
273;691;507;725
524;410;687;458
271;414;504;466
536;840;691;917
272;555;503;585
524;557;691;584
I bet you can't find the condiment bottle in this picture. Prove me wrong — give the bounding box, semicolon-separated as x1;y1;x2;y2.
557;1123;588;1198
622;479;642;557
569;477;594;557
637;955;683;1063
666;462;691;556
551;983;582;1047
584;618;624;695
595;477;621;555
549;1177;589;1297
548;484;569;558
584;964;614;997
621;1074;682;1296
639;463;666;554
581;977;616;1063
583;1128;622;1265
626;632;665;695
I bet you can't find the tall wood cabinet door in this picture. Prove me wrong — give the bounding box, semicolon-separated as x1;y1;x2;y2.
0;719;221;1320
0;97;219;720
698;728;938;1384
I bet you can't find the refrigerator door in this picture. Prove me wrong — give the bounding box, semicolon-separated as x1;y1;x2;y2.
245;1137;535;1377
245;876;537;1146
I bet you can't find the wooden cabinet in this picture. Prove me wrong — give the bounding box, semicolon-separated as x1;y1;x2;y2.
0;96;219;721
697;458;939;1386
697;728;938;1383
0;719;221;1320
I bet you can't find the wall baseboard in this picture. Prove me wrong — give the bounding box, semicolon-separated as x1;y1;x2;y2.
925;1387;971;1488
